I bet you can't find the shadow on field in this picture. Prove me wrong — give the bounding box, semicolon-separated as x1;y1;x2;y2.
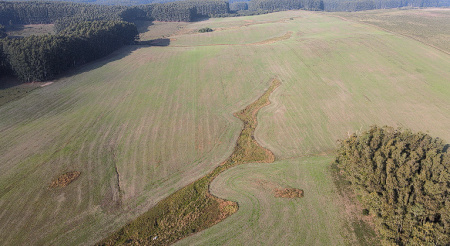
137;38;171;46
0;75;22;90
133;20;154;34
60;45;143;79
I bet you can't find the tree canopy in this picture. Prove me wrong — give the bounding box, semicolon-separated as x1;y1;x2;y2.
335;126;450;245
1;20;138;82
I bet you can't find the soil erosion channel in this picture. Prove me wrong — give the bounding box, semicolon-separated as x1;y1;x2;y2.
99;78;281;245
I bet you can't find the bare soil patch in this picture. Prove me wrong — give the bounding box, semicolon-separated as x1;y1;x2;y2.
40;82;54;87
49;171;81;188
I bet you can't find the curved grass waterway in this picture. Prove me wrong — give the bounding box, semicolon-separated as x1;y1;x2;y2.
98;78;281;245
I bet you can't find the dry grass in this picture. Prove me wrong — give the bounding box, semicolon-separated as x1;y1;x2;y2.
49;171;81;188
274;187;304;198
97;79;280;245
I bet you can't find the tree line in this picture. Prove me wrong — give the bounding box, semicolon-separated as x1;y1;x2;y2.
2;0;447;25
335;126;449;245
322;0;440;11
248;0;323;11
1;20;138;82
0;1;129;25
0;1;230;24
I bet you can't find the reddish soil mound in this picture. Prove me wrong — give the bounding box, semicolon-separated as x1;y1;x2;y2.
274;188;304;198
49;171;81;188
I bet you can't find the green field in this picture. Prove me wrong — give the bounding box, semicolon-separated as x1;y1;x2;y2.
1;9;449;245
330;8;450;54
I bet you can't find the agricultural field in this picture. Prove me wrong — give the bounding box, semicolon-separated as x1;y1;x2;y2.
0;9;449;245
330;8;450;54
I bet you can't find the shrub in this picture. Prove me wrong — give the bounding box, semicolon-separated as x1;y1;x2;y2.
198;27;213;33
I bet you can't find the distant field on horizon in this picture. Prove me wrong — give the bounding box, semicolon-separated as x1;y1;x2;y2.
0;9;449;245
329;8;450;54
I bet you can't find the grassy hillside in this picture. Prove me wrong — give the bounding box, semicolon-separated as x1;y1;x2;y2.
329;8;450;54
0;9;449;245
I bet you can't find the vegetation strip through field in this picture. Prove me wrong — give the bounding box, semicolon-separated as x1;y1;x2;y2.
98;78;281;245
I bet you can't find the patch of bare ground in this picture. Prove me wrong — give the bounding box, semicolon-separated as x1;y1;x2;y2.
49;171;81;188
97;78;280;246
40;82;54;87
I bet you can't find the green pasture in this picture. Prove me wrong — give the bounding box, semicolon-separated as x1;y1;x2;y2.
177;156;354;245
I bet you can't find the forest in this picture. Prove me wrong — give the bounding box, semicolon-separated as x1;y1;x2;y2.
335;126;449;245
1;20;138;82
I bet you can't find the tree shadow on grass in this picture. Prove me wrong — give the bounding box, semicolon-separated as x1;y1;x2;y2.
59;40;169;80
137;38;170;46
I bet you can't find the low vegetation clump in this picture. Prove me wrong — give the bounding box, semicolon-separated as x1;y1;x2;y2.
198;27;213;33
335;126;450;245
49;171;81;188
274;188;304;198
98;79;280;245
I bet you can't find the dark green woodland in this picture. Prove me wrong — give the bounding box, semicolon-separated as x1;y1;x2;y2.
335;126;450;245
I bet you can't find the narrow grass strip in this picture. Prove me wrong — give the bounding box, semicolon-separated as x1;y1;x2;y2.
98;78;281;246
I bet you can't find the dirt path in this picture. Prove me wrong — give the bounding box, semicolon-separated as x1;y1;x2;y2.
98;78;281;246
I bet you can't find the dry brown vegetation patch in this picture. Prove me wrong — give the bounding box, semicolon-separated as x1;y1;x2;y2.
274;188;304;198
253;31;293;45
49;171;80;188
